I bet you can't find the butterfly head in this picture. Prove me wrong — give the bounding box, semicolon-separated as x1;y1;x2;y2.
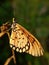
11;18;17;28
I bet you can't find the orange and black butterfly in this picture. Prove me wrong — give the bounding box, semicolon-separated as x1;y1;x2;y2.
10;18;44;56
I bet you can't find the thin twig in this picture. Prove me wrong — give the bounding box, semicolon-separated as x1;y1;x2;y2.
4;55;13;65
12;49;16;64
0;32;6;37
0;23;16;64
0;30;16;64
7;32;16;64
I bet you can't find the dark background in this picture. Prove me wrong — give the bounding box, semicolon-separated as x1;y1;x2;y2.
0;0;49;65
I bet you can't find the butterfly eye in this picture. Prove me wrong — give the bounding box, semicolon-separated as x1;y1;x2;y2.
11;23;16;28
11;24;17;32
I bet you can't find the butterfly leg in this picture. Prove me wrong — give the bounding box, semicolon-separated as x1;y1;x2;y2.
7;32;16;64
0;26;6;37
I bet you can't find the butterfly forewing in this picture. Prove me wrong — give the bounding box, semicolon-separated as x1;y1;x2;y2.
10;19;44;56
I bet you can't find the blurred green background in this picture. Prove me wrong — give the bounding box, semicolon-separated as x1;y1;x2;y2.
0;0;49;65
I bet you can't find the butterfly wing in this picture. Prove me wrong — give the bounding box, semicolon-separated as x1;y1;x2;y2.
10;23;44;56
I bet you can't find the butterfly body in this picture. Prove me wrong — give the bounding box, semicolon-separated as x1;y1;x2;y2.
10;18;44;56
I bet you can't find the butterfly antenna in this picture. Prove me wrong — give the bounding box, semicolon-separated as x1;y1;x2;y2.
13;18;15;23
13;18;17;23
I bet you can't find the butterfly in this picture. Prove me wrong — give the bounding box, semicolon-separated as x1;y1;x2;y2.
10;18;44;56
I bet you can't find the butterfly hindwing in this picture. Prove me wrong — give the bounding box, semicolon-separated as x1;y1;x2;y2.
10;23;30;53
10;21;44;56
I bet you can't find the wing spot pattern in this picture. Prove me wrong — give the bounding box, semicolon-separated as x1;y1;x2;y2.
10;41;30;53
